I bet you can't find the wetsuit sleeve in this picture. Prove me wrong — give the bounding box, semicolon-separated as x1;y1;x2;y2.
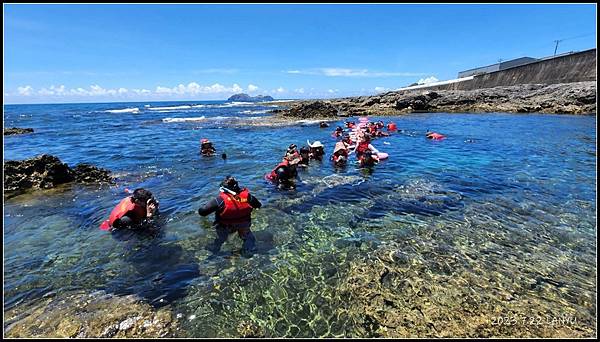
198;197;224;216
248;193;262;209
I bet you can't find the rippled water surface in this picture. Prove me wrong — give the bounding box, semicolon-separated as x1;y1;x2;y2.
3;101;597;337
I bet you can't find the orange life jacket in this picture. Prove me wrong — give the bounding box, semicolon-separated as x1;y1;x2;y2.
269;160;289;180
100;197;146;230
218;188;253;225
356;141;370;155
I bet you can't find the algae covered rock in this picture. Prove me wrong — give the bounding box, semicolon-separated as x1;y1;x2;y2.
3;154;114;194
4;127;34;135
4;290;179;338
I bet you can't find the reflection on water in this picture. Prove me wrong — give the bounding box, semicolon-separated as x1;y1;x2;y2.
3;103;597;337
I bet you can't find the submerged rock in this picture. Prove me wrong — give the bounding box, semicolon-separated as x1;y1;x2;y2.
3;154;114;193
4;127;34;135
4;290;178;338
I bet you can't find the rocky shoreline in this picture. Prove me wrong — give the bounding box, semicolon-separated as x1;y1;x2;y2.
4;154;114;195
270;82;596;118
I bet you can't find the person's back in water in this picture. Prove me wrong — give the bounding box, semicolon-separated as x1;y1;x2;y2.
200;138;217;156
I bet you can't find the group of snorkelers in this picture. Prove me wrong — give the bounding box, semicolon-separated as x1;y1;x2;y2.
101;118;446;257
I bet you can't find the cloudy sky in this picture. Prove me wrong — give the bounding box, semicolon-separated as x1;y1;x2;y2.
4;4;596;104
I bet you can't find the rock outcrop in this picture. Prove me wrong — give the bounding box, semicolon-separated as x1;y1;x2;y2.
4;291;178;338
278;100;342;119
4;127;34;135
4;154;114;193
227;93;274;102
274;82;596;118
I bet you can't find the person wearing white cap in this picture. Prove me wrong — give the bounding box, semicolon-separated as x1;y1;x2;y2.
307;140;325;161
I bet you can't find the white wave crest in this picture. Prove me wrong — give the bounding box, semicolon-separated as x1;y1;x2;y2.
239;109;270;114
148;105;192;111
162;116;206;123
106;107;140;113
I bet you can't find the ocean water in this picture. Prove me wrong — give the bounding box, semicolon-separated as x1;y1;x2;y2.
3;101;597;337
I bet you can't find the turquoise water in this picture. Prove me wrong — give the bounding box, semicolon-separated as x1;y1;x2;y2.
3;101;597;337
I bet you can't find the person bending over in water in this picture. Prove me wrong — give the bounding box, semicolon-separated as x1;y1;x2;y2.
267;155;300;190
198;176;262;257
426;130;446;140
100;188;159;232
200;138;217;156
285;143;300;160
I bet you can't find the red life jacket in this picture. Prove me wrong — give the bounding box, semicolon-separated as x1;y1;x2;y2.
100;197;146;230
218;188;253;225
428;132;446;140
356;141;370;155
387;122;397;131
269;160;289;180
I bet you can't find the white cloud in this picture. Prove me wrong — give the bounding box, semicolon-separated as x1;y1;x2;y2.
17;86;33;96
417;76;439;85
286;68;427;77
327;89;339;93
294;88;305;94
10;82;263;101
374;86;389;92
276;87;286;93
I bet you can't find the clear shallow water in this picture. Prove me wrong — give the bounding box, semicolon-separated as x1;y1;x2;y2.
3;101;597;337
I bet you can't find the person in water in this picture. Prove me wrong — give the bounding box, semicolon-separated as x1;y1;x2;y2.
100;188;159;231
307;140;325;161
298;146;310;167
358;150;378;167
331;141;350;166
198;176;262;257
285;144;300;159
200;138;217;156
333;126;344;137
426;130;446;140
319;121;330;128
267;155;300;190
354;134;380;160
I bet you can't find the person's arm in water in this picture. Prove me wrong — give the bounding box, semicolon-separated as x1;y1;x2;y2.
198;197;224;216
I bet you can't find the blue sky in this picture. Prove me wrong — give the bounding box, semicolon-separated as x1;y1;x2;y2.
4;4;597;104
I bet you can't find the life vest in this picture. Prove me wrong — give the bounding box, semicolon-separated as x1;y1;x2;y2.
269;160;289;180
100;197;146;230
428;132;446;140
387;123;397;131
218;188;253;225
356;141;370;155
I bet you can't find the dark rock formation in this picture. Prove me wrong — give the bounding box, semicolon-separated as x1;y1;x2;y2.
4;154;114;193
4;127;34;135
275;82;596;117
227;93;274;102
278;100;341;118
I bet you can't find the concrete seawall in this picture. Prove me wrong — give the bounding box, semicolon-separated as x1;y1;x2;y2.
429;48;596;91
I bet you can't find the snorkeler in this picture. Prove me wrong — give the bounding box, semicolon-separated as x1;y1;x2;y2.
200;138;217;156
266;155;300;190
198;176;262;257
100;188;159;232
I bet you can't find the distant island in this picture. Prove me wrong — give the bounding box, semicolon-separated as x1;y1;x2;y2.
227;93;274;102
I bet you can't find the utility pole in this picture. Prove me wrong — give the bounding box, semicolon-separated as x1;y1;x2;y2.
553;40;562;56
